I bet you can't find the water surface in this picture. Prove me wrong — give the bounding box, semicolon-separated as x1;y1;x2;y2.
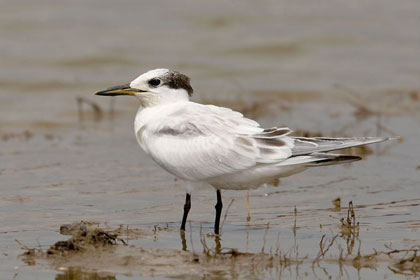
1;0;420;279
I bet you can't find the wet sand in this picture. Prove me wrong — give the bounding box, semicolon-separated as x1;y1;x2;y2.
1;0;420;279
1;91;419;279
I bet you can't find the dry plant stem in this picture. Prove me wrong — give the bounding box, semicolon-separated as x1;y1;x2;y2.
341;200;360;237
261;223;270;253
15;239;31;251
199;223;209;255
245;225;249;253
220;198;234;235
189;221;195;253
76;97;103;121
293;206;297;237
246;191;251;222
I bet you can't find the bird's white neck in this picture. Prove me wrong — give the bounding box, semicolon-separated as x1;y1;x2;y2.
135;88;189;108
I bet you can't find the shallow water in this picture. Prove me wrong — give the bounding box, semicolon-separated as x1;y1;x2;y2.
1;0;420;279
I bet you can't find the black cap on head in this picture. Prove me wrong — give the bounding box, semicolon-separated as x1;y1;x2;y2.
161;70;193;96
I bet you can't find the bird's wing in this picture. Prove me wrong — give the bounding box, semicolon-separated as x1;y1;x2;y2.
139;103;294;180
291;136;388;156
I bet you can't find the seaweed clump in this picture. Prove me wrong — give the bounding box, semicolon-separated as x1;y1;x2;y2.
47;221;123;255
20;221;128;265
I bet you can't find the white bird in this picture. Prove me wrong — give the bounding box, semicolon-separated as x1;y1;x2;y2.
95;68;389;234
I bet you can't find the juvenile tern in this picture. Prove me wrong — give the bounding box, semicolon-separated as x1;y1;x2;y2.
95;68;389;234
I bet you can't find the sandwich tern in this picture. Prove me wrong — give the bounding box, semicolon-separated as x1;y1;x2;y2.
95;68;389;235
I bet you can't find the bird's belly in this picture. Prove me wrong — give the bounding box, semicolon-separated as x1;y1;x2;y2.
205;164;307;190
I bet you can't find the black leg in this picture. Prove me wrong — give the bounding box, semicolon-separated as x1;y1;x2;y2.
181;193;191;231
214;190;223;235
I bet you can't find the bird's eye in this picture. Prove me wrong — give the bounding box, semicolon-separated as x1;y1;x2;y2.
148;78;161;87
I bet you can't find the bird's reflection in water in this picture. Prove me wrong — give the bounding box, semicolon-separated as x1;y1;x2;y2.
215;235;221;254
246;220;250;253
180;230;187;251
180;229;222;253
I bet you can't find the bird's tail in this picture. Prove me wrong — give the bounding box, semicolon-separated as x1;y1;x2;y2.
275;152;361;167
303;153;361;167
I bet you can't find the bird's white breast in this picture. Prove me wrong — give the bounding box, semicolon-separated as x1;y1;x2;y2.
134;103;175;152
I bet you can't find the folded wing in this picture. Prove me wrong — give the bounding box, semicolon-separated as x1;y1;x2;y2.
139;103;294;180
138;103;389;182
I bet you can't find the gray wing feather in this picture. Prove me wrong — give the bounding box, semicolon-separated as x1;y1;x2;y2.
291;137;388;156
250;128;294;163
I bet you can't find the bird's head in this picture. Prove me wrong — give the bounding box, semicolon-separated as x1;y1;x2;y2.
95;69;193;107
